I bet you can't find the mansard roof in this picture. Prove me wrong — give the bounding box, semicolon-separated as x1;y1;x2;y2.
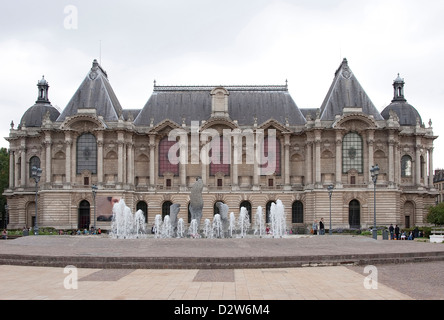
56;59;123;122
133;84;306;127
320;58;384;121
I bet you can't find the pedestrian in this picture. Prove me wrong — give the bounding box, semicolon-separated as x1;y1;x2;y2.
394;225;400;240
319;218;325;235
2;229;7;240
389;224;394;240
312;220;318;235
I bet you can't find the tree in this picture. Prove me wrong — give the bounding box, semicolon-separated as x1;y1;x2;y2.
427;202;444;226
0;148;9;228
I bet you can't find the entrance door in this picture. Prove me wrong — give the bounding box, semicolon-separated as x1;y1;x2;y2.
78;200;90;229
349;200;361;229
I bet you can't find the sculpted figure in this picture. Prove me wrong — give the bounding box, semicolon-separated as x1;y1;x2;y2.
189;178;204;229
169;203;181;233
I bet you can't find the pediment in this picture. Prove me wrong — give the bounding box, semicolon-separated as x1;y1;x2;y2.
332;113;378;131
59;114;107;131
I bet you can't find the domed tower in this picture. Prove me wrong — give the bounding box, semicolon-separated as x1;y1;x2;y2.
381;74;422;126
19;76;60;128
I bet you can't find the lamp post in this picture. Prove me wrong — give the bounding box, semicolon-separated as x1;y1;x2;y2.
370;164;380;240
31;166;42;235
327;185;334;235
92;184;98;232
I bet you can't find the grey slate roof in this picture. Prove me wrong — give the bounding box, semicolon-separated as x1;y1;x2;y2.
19;103;60;128
56;60;123;122
381;101;422;126
381;76;422;126
134;85;306;127
320;58;384;121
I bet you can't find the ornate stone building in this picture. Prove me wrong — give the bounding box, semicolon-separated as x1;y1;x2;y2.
3;58;438;231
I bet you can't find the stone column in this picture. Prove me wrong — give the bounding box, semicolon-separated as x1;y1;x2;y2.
65;132;72;185
9;149;14;189
149;135;156;188
305;141;313;187
429;147;434;189
20;144;26;187
335;131;343;187
388;132;395;187
14;150;19;188
97;131;104;185
45;132;52;184
127;140;134;186
415;137;422;188
231;131;239;191
117;132;124;184
284;134;291;190
179;137;187;191
314;131;321;188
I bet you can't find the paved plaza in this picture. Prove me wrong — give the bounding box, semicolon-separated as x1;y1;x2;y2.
0;235;443;300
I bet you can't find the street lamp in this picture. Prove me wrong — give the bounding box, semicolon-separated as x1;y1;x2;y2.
370;164;380;240
92;184;98;232
327;185;334;235
31;166;42;235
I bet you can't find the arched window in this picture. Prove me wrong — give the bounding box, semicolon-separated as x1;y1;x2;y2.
213;201;224;216
162;201;173;219
136;201;148;221
29;156;41;178
209;136;230;176
292;201;304;223
260;136;281;176
342;132;363;173
158;137;179;176
77;133;97;174
401;155;412;177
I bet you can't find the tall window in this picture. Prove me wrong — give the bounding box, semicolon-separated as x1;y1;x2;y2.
292;201;304;223
29;156;41;177
240;201;252;223
401;155;412;177
77;133;97;174
260;137;281;176
158;137;179;176
342;132;363;173
209;136;230;176
265;201;275;224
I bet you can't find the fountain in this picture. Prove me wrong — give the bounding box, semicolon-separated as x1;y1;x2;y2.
229;212;236;238
188;219;199;238
269;200;286;238
212;214;224;238
203;218;212;238
110;199;147;239
176;218;185;238
154;214;162;238
161;215;174;238
254;206;265;237
238;207;250;238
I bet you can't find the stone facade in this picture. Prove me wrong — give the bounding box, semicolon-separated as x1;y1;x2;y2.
3;59;438;231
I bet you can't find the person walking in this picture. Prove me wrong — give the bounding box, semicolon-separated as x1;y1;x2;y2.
312;220;318;235
389;224;394;240
319;218;325;235
394;225;400;240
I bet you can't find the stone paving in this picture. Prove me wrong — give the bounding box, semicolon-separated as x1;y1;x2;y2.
0;234;443;300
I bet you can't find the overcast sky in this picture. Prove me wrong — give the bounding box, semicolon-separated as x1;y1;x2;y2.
1;0;444;169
